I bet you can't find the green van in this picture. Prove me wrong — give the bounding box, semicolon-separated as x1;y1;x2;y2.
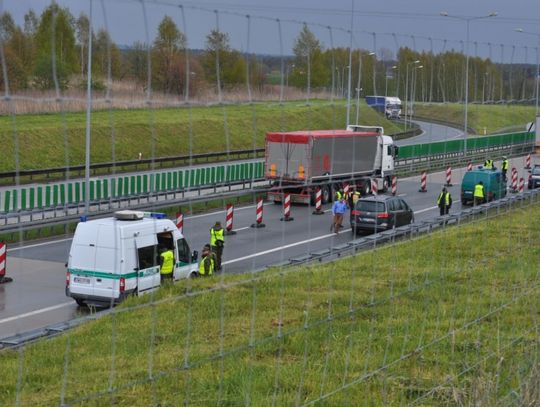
461;168;507;205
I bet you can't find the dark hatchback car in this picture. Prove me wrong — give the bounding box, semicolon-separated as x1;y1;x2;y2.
528;165;540;189
350;195;414;235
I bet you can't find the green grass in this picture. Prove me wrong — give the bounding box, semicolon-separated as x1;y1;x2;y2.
0;100;402;172
414;103;536;135
1;203;539;405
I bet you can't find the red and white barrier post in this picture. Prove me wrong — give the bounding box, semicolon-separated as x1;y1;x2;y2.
511;167;518;193
0;241;12;284
225;204;236;234
525;153;531;169
519;177;525;193
251;198;266;228
467;162;473;172
445;166;453;187
391;176;397;196
371;179;378;196
175;211;184;234
280;193;294;221
312;186;324;215
419;171;427;193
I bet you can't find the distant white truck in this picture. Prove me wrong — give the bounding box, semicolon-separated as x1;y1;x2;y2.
66;210;199;307
365;96;402;119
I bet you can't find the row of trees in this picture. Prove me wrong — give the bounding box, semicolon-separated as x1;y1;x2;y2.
0;5;265;94
289;25;539;104
1;5;537;104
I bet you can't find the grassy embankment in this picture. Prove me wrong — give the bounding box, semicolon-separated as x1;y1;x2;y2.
0;203;539;405
0;100;402;173
414;103;536;135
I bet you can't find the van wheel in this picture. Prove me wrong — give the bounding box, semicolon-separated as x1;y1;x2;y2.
190;272;199;279
75;299;86;307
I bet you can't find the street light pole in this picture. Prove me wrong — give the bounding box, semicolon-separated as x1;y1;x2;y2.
355;52;375;125
515;28;540;117
441;11;497;154
404;60;420;130
411;65;424;123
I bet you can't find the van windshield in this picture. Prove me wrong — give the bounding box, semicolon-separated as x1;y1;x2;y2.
355;201;385;212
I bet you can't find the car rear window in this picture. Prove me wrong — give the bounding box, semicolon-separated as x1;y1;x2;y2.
532;168;540;175
356;201;385;212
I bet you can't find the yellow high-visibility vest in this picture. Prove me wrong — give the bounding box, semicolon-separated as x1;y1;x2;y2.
199;255;214;276
160;250;174;275
210;228;224;246
474;184;485;198
437;192;450;206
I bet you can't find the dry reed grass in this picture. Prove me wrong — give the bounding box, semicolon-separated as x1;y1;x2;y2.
0;80;333;115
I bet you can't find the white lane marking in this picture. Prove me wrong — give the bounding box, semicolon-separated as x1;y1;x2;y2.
414;206;437;214
7;238;73;252
234;226;250;232
0;302;73;325
222;229;351;265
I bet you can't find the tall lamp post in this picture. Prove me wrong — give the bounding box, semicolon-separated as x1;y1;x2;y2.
411;65;424;126
515;28;540;117
385;65;398;97
441;11;497;153
355;52;375;125
404;60;420;129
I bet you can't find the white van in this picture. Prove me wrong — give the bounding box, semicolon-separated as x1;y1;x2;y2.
66;210;198;307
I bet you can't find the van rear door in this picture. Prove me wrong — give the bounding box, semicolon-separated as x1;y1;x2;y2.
69;224;99;299
135;235;161;294
92;225;117;300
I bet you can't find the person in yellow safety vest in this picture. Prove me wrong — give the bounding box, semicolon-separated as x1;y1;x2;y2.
198;245;215;276
210;221;225;272
484;159;493;170
437;187;452;216
474;181;485;206
501;156;509;181
159;246;174;282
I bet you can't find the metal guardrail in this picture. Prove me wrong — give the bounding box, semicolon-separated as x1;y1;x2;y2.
2;185;538;350
0;149;266;184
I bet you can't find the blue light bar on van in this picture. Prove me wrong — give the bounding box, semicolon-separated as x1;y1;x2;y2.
150;212;166;219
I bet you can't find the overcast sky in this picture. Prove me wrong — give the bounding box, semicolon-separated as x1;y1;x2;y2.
5;0;540;62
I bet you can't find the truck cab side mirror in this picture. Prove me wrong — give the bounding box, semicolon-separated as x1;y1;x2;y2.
192;250;199;262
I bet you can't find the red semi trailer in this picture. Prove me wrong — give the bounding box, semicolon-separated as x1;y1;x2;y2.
265;125;398;204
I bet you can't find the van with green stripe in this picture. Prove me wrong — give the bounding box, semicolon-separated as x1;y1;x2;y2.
66;210;198;307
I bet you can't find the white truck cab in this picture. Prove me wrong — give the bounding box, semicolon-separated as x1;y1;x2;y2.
66;210;198;307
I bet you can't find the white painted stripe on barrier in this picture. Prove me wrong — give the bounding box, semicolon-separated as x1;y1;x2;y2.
0;260;5;271
0;302;73;325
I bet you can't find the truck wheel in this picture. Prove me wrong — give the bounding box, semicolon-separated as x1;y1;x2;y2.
363;182;371;196
382;177;390;193
322;185;331;204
